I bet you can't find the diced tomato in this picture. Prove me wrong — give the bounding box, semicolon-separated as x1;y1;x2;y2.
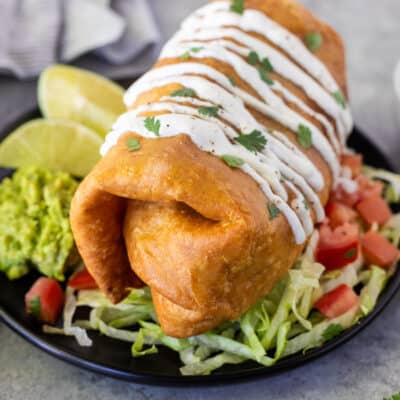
315;284;359;318
361;230;399;268
356;196;393;226
341;153;362;177
25;278;64;324
316;223;359;270
330;185;361;207
68;268;98;290
325;202;358;229
356;175;384;201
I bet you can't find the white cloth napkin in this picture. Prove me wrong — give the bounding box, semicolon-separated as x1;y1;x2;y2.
0;0;161;79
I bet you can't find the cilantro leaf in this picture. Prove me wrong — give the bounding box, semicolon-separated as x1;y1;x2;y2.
268;203;281;220
258;67;273;85
322;324;344;341
262;57;274;72
230;0;244;15
171;87;197;98
247;51;260;65
180;47;203;61
305;32;323;52
344;247;356;259
198;106;219;117
144;117;161;136
28;296;41;318
126;138;141;152
234;130;267;152
180;51;191;61
221;155;244;168
332;89;346;109
228;76;236;86
303;198;309;210
296;124;313;149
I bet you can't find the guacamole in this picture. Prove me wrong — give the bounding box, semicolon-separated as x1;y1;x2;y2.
0;167;79;280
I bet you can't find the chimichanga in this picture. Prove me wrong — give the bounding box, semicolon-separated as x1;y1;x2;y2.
70;0;353;338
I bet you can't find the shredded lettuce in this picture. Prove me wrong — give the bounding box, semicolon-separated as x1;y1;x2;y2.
359;266;388;316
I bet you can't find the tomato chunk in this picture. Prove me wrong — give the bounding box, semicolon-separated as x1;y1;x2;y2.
315;284;359;318
341;153;362;177
316;223;359;270
356;196;392;226
25;278;64;324
356;175;384;201
325;202;357;229
361;231;399;268
68;268;98;290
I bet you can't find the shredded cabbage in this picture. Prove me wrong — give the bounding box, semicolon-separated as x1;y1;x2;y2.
42;166;400;375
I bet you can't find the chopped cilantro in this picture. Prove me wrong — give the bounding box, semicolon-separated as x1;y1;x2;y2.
262;57;274;72
332;89;346;109
180;47;203;61
230;0;244;15
144;117;161;136
198;106;219;117
28;296;41;318
228;76;237;86
171;87;197;98
221;155;244;168
126;138;141;151
258;67;273;85
297;124;313;149
234;130;267;153
268;203;281;220
344;247;356;259
247;51;260;65
305;32;323;52
303;198;309;210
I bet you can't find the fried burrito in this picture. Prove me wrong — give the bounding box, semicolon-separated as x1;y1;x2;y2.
70;0;353;338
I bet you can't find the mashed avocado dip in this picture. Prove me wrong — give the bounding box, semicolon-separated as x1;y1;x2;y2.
0;167;78;280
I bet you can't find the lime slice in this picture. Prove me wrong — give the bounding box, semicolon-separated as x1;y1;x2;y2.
38;65;125;137
0;119;102;177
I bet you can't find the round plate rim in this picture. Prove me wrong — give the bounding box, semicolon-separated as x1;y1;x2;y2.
0;107;399;386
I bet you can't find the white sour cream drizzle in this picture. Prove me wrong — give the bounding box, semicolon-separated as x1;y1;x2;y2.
102;1;353;244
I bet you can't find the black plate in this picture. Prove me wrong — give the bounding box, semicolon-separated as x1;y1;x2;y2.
1;109;400;386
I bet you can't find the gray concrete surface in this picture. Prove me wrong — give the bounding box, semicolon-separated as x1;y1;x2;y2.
1;1;400;399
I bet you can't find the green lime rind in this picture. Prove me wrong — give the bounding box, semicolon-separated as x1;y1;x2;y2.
0;119;102;177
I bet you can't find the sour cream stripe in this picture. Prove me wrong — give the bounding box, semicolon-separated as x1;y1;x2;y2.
161;41;341;153
126;69;324;190
168;29;349;142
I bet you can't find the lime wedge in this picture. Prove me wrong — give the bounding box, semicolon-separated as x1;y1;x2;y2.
0;119;102;177
38;65;125;137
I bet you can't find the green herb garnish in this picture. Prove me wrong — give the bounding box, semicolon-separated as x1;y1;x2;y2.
268;203;281;220
303;198;309;210
126;138;141;152
296;124;313;149
171;87;197;98
221;155;244;168
332;89;346;109
258;67;273;85
234;130;267;153
28;296;41;318
180;51;191;61
144;117;161;136
247;51;260;65
230;0;244;15
322;324;344;341
228;76;237;86
305;32;323;52
180;47;203;61
262;57;274;72
198;106;219;117
344;247;356;259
